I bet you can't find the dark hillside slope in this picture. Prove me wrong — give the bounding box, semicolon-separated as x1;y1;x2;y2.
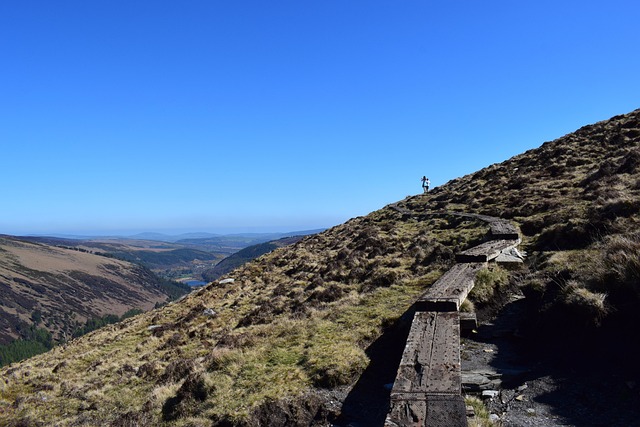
0;236;185;345
202;236;306;281
0;109;639;426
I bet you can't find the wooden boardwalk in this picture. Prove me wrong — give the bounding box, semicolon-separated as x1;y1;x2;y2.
455;239;520;263
389;312;468;427
386;207;522;427
415;263;485;312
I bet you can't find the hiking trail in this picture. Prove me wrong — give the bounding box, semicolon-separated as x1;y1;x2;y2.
385;204;523;426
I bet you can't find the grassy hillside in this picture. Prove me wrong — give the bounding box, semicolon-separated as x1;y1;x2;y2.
0;109;638;426
0;236;190;346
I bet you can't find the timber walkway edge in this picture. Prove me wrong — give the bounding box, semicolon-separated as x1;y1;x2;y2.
385;205;522;427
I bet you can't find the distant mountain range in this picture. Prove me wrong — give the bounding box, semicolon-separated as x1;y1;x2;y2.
25;229;326;244
17;229;325;281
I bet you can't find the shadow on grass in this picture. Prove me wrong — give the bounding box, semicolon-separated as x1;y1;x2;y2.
335;307;416;427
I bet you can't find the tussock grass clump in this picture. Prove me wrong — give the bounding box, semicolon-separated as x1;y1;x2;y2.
469;266;509;305
460;299;475;313
465;395;496;426
598;232;640;299
561;281;608;325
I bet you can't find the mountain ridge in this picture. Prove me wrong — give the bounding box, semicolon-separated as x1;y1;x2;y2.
0;235;189;346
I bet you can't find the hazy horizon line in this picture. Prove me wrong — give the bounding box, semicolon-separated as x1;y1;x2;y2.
3;225;331;239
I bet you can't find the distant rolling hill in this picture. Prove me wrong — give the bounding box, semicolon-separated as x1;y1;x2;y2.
18;236;226;281
0;235;190;345
20;230;325;279
127;232;221;242
174;229;325;252
202;235;307;281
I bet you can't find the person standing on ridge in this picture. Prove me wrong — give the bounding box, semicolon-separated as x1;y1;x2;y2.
421;176;430;193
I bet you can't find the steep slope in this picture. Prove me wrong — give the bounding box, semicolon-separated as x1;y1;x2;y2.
0;236;184;345
0;109;639;426
410;109;640;331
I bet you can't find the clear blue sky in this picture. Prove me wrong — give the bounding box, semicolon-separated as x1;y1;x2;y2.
1;1;639;236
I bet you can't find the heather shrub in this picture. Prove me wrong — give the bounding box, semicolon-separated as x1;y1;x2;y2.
597;232;640;299
560;281;608;325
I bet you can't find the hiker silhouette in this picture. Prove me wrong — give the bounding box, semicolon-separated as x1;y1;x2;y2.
421;176;430;193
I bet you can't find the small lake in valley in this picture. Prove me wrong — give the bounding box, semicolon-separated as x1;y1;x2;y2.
184;280;207;287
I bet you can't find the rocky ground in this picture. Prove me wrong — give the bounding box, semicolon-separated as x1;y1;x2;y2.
461;294;640;427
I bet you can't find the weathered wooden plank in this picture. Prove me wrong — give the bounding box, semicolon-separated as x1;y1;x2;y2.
392;312;461;395
388;396;428;427
392;312;438;393
488;221;520;240
424;395;468;426
387;394;468;427
431;211;520;240
416;263;485;312
459;311;477;332
455;239;520;263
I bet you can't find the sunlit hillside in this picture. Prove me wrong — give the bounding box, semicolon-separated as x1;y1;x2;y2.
1;109;639;426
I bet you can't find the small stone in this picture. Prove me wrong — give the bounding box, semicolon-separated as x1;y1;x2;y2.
466;405;475;417
483;348;494;353
489;414;500;422
203;308;217;316
147;324;162;330
219;278;235;284
501;389;515;404
462;370;502;391
482;390;499;399
517;384;528;392
515;394;525;401
526;408;536;415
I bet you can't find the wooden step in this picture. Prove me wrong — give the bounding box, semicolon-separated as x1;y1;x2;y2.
432;211;520;240
390;311;467;426
391;312;462;395
387;394;468;427
459;311;477;332
488;221;520;240
455;239;520;263
416;263;485;312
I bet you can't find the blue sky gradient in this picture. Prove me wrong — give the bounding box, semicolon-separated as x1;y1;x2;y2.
2;1;639;235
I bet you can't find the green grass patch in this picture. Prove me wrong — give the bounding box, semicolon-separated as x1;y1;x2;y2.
469;266;509;304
